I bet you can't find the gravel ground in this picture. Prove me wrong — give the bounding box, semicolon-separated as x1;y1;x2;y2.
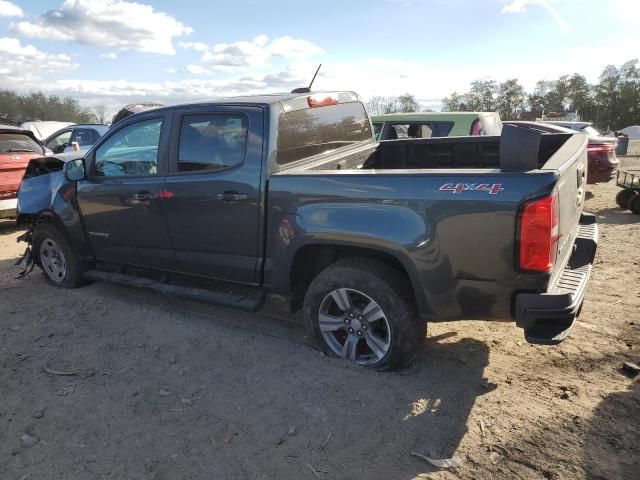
0;158;639;480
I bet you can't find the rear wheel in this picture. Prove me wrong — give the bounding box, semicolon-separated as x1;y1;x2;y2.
629;194;640;215
33;224;86;288
303;258;423;371
615;189;636;209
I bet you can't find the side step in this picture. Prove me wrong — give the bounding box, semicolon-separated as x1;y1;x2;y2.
83;269;265;313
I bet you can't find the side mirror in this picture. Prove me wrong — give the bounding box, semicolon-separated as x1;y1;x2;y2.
64;158;86;181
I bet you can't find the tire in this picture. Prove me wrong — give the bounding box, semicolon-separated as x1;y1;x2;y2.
303;258;423;371
32;223;86;288
615;189;636;209
629;194;640;214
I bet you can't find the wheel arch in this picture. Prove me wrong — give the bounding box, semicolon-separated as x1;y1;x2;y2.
286;241;431;320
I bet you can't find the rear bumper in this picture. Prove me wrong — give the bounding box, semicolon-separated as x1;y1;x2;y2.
0;197;17;219
515;213;598;345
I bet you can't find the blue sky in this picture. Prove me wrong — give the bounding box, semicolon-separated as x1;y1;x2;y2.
0;0;638;112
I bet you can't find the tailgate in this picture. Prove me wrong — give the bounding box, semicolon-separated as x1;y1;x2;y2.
542;134;588;282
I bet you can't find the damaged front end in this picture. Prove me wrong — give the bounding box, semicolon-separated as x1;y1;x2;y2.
15;230;34;277
15;153;91;278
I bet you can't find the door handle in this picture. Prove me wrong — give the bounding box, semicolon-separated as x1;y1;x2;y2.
216;191;249;202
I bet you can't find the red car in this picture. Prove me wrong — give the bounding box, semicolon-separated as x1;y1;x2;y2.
504;121;619;184
0;125;49;219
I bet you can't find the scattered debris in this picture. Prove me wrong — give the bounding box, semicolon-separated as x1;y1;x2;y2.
239;426;257;441
223;433;234;444
410;452;462;469
32;410;45;419
44;366;77;376
320;432;333;450
479;419;487;437
57;386;74;396
622;361;640;377
180;398;193;406
158;388;172;397
560;392;570;400
20;434;38;448
319;352;326;359
489;451;502;465
287;426;297;436
167;408;184;413
306;463;322;479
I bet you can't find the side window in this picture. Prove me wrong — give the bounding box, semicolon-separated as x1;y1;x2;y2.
372;123;383;139
71;128;100;146
177;114;247;172
94;118;162;177
46;130;72;150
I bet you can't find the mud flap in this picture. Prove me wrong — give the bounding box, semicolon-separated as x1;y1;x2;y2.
15;230;35;278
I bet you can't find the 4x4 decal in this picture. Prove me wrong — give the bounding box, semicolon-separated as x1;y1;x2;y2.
439;183;505;195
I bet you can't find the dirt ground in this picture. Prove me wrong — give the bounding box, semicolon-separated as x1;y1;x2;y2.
1;157;639;480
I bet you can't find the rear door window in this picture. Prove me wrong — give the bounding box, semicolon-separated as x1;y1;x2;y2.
177;114;248;172
70;128;101;147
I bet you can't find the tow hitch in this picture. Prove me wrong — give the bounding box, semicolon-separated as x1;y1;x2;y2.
15;230;35;278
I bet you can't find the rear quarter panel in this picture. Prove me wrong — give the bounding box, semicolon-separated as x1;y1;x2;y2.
266;169;559;321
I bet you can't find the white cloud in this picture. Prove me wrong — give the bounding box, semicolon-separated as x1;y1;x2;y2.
501;0;571;33
10;0;192;55
186;64;212;75
181;34;323;70
99;52;117;60
0;37;78;90
0;1;23;17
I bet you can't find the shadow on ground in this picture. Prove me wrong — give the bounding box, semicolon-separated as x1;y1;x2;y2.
584;379;640;479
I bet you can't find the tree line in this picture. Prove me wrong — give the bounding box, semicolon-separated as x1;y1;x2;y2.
0;90;108;126
366;59;639;133
444;59;639;132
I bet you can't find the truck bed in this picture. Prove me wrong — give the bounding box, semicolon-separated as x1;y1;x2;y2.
277;127;574;173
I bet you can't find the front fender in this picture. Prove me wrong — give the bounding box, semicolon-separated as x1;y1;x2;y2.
17;167;93;261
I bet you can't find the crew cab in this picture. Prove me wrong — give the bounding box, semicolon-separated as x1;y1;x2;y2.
16;91;597;370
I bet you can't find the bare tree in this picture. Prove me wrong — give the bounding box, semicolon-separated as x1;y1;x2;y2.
92;104;108;124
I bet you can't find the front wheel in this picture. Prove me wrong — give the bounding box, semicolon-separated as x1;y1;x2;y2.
303;258;423;371
615;189;636;209
629;194;640;214
32;224;87;288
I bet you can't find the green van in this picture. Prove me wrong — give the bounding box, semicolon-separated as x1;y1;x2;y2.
371;112;503;140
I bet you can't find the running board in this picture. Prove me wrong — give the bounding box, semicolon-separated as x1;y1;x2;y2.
83;269;264;313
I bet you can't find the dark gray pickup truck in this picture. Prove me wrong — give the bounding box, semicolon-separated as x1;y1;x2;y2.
16;91;597;370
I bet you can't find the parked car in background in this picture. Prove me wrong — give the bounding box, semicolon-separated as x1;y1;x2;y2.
371;112;503;140
44;124;109;154
20;121;75;142
16;92;596;369
111;102;164;126
1;125;50;219
513;121;619;184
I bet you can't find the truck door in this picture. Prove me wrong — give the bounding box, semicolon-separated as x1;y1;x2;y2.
163;106;264;284
76;112;176;270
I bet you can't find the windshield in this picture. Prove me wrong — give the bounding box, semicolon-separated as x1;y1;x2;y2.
0;133;43;154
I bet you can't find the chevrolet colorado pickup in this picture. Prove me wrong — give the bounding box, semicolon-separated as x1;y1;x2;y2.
16;91;597;370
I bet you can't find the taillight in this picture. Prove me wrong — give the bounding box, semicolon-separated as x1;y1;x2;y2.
587;144;615;154
307;93;338;108
518;193;559;272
